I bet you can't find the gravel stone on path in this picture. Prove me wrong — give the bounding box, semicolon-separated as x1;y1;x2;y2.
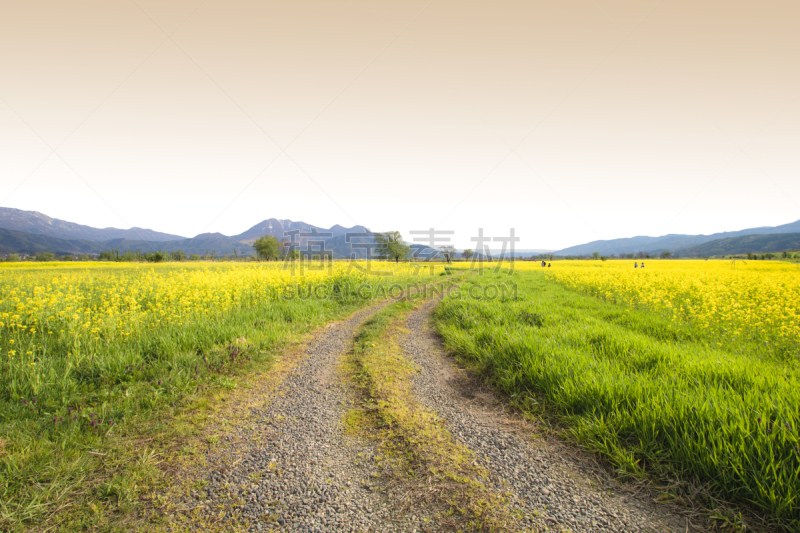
401;298;689;533
180;303;425;532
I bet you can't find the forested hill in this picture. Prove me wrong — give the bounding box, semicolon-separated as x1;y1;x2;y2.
0;207;185;242
679;232;800;256
0;228;375;258
0;208;373;258
554;218;800;256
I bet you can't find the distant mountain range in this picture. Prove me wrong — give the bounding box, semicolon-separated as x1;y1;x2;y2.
554;218;800;256
3;207;798;259
0;207;185;242
0;227;106;255
0;207;368;258
680;232;800;256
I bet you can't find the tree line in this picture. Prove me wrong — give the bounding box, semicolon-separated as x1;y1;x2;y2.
251;232;476;263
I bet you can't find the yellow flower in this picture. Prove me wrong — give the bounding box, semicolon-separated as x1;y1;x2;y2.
0;260;447;368
536;259;799;352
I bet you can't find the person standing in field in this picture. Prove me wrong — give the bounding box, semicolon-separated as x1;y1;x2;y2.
634;262;638;268
641;262;645;268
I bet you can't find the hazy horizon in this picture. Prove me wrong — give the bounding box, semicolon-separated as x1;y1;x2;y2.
2;205;799;253
2;0;799;249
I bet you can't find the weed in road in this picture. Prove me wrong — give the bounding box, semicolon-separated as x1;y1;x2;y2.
345;296;520;532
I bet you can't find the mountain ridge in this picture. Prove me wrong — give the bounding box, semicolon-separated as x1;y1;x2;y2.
5;206;799;259
232;218;368;245
554;218;800;256
0;228;106;255
0;207;372;258
0;207;186;242
680;232;800;256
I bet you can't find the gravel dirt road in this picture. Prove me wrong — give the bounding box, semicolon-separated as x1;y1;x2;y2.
177;302;423;532
170;291;690;532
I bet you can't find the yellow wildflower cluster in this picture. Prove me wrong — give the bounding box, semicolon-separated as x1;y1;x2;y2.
524;259;800;350
0;261;444;360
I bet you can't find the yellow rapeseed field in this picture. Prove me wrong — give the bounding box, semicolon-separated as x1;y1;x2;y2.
0;261;444;385
522;259;800;353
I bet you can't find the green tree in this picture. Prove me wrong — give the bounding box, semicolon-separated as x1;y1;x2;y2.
592;251;600;260
374;231;411;263
253;235;280;261
170;250;186;262
35;252;56;261
462;248;474;260
439;245;456;263
661;251;672;258
5;254;20;262
79;254;89;261
99;251;115;261
283;248;301;261
189;254;201;261
61;255;74;261
146;251;166;262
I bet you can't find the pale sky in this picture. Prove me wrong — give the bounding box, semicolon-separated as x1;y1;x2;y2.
1;0;799;249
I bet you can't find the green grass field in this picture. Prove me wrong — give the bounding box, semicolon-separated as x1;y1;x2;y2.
434;270;800;528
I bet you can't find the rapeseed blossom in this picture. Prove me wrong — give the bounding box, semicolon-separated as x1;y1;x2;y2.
524;259;800;352
0;261;444;394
